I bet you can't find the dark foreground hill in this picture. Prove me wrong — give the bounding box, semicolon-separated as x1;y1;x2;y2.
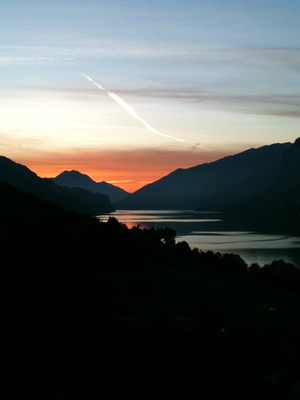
2;182;300;399
117;139;300;232
0;156;113;214
52;170;129;203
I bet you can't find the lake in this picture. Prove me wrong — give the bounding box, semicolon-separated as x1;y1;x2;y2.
97;210;300;268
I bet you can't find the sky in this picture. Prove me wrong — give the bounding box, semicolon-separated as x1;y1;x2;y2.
1;0;300;192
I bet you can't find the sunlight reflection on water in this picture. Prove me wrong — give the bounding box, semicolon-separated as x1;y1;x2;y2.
98;210;300;268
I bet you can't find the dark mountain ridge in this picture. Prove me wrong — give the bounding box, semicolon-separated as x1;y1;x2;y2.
117;139;300;231
117;142;293;209
52;170;129;203
0;156;114;215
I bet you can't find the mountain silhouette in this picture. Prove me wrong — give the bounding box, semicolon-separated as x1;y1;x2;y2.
52;170;129;203
117;139;300;230
0;156;114;215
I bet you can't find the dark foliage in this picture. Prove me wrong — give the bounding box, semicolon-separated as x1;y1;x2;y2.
1;183;300;399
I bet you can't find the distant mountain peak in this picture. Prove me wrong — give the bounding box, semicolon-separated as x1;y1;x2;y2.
0;156;113;214
57;170;95;182
53;170;129;204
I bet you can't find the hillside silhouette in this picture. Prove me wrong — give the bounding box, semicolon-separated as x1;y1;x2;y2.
117;139;300;232
0;156;114;214
52;169;129;203
2;182;300;399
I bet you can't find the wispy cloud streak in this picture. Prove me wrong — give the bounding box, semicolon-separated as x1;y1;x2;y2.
2;44;299;65
82;74;210;150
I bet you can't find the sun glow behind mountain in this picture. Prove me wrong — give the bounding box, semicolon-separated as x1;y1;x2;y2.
1;1;299;190
22;148;227;192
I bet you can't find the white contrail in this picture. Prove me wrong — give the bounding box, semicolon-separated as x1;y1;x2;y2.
82;73;210;150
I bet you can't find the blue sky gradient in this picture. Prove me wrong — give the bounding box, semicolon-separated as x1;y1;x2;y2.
1;1;299;190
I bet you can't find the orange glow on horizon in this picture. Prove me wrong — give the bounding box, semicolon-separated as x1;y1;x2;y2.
30;165;151;193
122;221;140;229
15;148;230;193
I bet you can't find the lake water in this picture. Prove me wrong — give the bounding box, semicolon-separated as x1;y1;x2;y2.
97;210;300;268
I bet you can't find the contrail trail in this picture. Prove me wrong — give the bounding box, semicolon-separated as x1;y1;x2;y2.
82;73;210;150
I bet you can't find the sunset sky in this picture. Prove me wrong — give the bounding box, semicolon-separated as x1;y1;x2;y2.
1;0;300;192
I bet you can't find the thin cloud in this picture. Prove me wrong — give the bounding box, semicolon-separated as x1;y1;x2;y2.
1;43;300;66
115;87;300;119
